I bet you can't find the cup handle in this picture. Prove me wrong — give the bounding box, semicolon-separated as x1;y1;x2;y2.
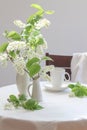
28;83;32;97
64;72;70;81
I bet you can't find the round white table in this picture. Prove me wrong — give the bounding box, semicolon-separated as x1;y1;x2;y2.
0;82;87;130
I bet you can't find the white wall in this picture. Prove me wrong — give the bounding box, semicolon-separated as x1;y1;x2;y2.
0;0;87;86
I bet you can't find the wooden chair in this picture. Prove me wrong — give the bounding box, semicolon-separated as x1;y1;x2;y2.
46;53;72;78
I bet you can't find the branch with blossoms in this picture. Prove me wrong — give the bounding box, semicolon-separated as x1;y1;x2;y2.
0;4;54;80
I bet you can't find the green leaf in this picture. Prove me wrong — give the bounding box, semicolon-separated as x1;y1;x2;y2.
45;10;55;14
7;31;21;40
31;4;44;11
27;6;44;24
68;82;87;97
31;29;40;37
68;84;75;89
0;43;8;53
36;37;44;45
9;95;18;102
28;63;41;77
41;56;53;61
36;105;43;110
36;10;44;16
26;57;40;68
23;99;43;110
27;13;42;24
27;14;35;24
18;94;27;101
9;51;16;58
21;25;33;41
8;95;19;107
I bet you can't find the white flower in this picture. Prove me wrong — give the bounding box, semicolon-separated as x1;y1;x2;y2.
14;20;26;28
69;92;75;97
36;46;44;55
26;48;41;59
4;103;15;110
40;65;54;81
42;39;48;49
0;53;8;66
13;57;26;75
35;34;48;49
42;65;54;73
41;73;51;81
7;41;27;52
35;18;51;29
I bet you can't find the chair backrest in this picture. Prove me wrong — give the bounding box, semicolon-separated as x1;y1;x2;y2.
46;53;72;77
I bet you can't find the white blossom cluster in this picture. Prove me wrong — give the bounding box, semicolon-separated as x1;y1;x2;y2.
26;49;42;59
35;18;51;30
13;57;26;75
42;39;48;49
26;46;45;60
42;65;54;73
14;20;26;28
0;53;8;66
7;41;27;53
40;65;54;80
4;103;15;110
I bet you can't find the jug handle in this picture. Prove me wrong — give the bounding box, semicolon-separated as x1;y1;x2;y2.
28;83;32;97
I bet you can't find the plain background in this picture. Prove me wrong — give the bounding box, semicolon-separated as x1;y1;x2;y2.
0;0;87;86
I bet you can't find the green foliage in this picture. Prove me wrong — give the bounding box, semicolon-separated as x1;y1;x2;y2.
68;82;87;97
36;37;44;46
0;43;8;53
28;63;41;77
9;51;16;58
27;3;44;24
31;4;44;11
41;56;53;61
8;95;20;107
27;12;42;25
25;3;54;44
28;29;44;47
26;57;40;68
18;94;27;101
7;94;43;110
7;31;21;40
45;10;55;15
23;99;43;110
26;57;41;77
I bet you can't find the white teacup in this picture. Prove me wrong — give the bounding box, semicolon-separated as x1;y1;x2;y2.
50;67;70;90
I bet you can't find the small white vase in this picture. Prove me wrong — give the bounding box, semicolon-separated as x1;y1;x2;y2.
16;72;30;96
28;78;43;102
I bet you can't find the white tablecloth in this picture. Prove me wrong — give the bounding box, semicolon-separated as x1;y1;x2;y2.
0;82;87;130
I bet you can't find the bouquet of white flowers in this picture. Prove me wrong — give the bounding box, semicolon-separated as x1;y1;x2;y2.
0;3;54;80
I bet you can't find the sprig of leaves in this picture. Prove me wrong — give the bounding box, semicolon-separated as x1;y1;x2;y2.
7;94;43;110
23;99;43;110
68;82;87;97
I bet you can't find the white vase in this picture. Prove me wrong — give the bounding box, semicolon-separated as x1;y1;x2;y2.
28;78;43;102
16;72;30;96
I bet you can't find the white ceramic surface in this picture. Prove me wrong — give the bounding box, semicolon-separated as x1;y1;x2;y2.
50;67;70;90
28;78;43;102
16;72;30;96
44;82;68;92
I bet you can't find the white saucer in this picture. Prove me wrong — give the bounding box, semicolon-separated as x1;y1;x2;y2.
44;82;68;92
